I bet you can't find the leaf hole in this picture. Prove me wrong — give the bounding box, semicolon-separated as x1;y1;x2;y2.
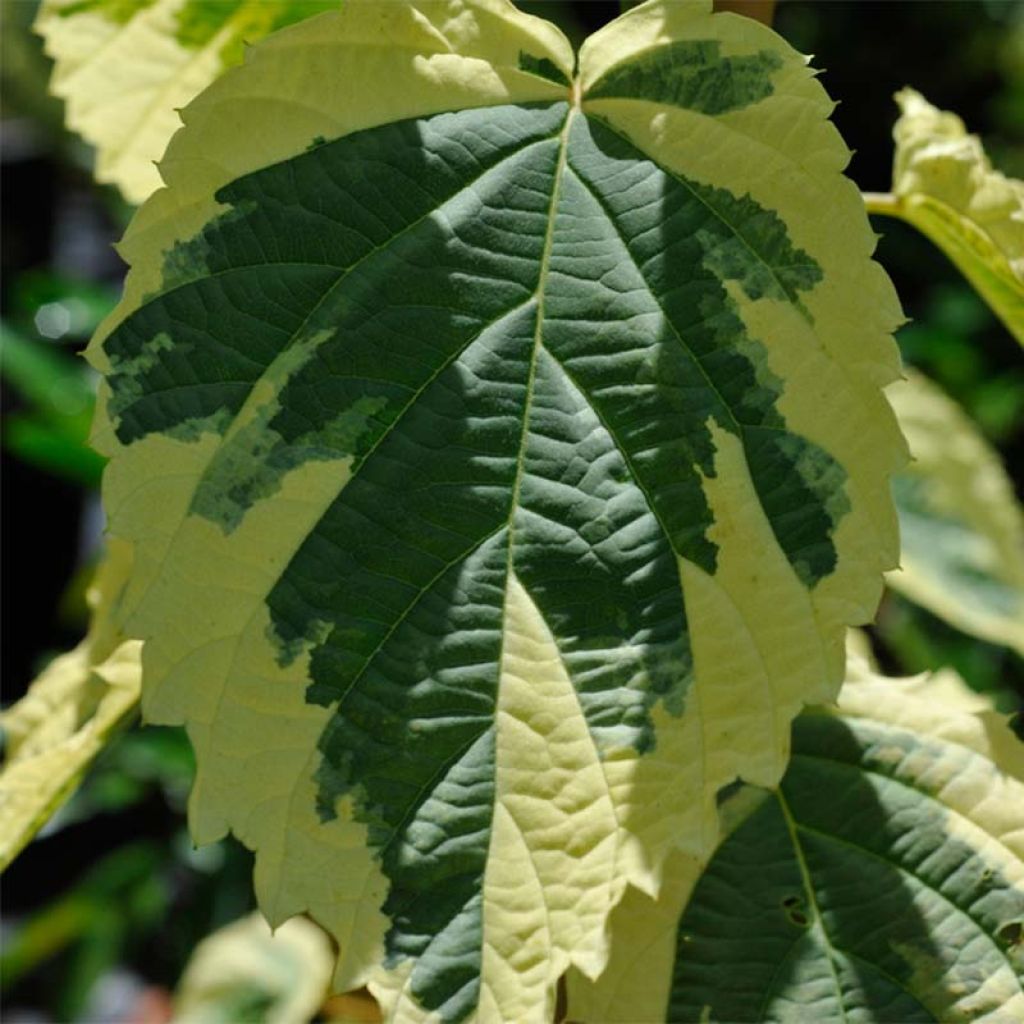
782;895;809;927
997;921;1022;948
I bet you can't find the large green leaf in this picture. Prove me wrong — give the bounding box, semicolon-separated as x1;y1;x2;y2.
0;542;140;870
886;369;1024;656
866;89;1024;344
35;0;338;204
89;1;904;1019
568;651;1024;1022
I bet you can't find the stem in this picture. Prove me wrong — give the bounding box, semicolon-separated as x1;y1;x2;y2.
862;191;902;217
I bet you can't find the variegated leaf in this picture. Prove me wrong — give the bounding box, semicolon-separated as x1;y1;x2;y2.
173;912;334;1024
89;1;904;1019
567;652;1024;1022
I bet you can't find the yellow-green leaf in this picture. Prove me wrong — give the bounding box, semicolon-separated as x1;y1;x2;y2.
89;1;904;1019
0;542;141;870
568;649;1024;1022
173;912;334;1024
34;0;339;204
887;369;1024;655
867;88;1024;343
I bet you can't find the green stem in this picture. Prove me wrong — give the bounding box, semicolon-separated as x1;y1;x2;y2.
862;191;902;217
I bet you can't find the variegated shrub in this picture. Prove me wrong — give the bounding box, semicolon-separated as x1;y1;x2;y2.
9;0;1024;1022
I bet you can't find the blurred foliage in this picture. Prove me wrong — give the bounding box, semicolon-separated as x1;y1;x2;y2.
2;320;103;486
898;282;1024;446
872;88;1024;344
1;842;169;1018
875;591;1022;716
885;370;1024;659
0;267;115;490
0;1;1022;1021
172;912;334;1024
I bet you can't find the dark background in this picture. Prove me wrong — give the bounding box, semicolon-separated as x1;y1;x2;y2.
2;1;1022;1020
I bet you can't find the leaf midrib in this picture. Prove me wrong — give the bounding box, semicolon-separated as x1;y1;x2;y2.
769;742;1024;1018
502;106;577;570
789;748;1023;970
771;788;851;1024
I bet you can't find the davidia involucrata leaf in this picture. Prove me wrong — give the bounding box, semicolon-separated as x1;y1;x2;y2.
0;542;140;870
887;369;1024;656
34;0;338;204
568;651;1024;1022
89;0;905;1019
867;88;1024;344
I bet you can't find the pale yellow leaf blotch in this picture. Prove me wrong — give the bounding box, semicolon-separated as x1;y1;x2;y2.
481;574;619;1016
127;432;390;993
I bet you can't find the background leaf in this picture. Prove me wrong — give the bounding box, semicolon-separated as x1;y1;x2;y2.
34;0;340;203
172;912;334;1024
0;543;140;870
886;368;1024;656
866;88;1024;344
0;321;105;486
